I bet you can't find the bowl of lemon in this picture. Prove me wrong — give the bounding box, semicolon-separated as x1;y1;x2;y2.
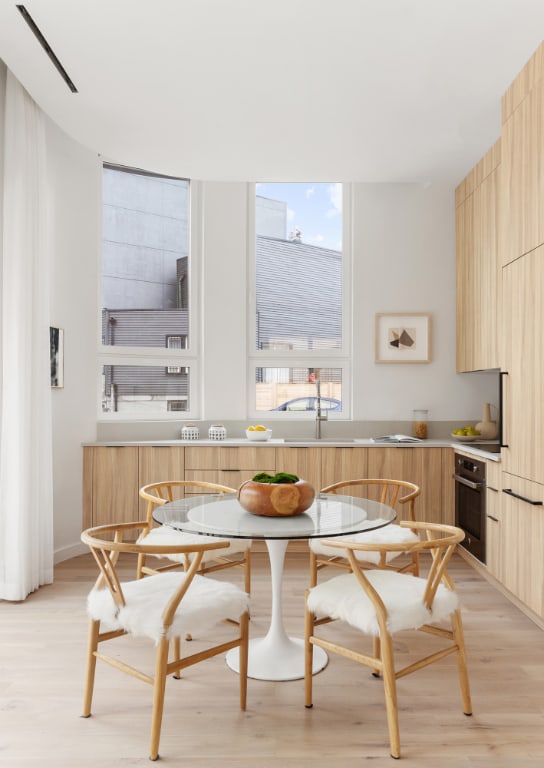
246;425;272;441
451;426;481;442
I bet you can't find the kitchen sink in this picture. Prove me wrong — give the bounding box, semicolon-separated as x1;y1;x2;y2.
281;438;355;443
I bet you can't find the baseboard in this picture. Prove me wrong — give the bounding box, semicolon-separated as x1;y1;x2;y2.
54;541;88;565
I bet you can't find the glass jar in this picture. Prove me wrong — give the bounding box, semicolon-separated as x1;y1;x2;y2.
412;410;428;439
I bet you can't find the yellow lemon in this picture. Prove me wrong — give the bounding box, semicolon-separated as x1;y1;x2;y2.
247;425;256;431
254;425;267;431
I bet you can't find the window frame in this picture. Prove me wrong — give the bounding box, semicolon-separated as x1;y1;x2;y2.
247;182;352;420
98;166;201;421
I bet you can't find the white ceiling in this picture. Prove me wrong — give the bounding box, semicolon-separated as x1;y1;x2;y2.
1;0;544;184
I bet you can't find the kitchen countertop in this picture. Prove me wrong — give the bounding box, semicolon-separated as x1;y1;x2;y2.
82;438;501;461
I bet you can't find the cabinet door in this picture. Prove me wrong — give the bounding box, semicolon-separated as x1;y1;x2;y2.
274;447;322;494
485;460;502;579
500;473;544;617
367;448;444;524
184;446;275;493
319;448;368;491
138;446;185;515
84;446;139;529
502;247;544;483
477;165;500;369
456;193;475;372
501;82;544;265
185;446;276;471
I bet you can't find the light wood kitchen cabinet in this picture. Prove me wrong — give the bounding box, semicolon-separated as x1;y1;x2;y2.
82;445;454;554
319;447;368;490
82;446;139;531
455;140;500;372
500;472;544;617
138;446;185;515
184;445;275;490
366;447;450;525
275;447;323;497
501;43;544;266
501;246;544;485
485;460;502;580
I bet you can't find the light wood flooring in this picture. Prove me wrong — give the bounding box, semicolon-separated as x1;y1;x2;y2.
1;549;544;767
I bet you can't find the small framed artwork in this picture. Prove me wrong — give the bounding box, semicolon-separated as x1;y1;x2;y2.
375;313;431;364
50;326;64;388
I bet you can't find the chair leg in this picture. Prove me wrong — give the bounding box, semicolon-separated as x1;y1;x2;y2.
149;637;169;761
82;620;100;717
246;550;252;595
309;551;318;587
172;636;182;679
451;609;473;716
239;612;249;710
304;603;314;708
371;635;382;677
136;552;146;579
380;632;400;759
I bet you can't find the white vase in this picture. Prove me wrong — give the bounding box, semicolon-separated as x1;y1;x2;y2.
476;403;498;439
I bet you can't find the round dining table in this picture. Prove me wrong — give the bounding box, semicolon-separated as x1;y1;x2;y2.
153;492;396;681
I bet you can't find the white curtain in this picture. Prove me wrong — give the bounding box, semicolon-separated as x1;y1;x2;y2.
0;69;54;600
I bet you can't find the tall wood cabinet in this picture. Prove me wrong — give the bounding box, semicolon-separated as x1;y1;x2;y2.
501;247;544;484
495;41;544;622
455;140;501;372
501;44;544;266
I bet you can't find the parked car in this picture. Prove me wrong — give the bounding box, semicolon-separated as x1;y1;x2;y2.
271;397;341;412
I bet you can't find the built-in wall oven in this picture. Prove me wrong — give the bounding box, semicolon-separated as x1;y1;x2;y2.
454;453;486;563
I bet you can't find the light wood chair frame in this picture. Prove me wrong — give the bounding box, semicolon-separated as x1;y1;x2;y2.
304;520;472;759
310;478;421;586
138;480;251;594
81;521;249;762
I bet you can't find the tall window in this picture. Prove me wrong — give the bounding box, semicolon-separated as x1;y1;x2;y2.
251;183;349;416
100;165;196;418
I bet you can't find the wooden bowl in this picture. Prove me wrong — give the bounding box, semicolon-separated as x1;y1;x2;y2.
237;478;315;517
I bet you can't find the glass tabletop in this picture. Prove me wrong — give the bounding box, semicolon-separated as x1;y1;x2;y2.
153;492;396;540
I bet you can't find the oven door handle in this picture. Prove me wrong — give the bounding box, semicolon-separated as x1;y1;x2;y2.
453;474;484;491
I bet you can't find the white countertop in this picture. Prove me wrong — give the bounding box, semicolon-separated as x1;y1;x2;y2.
82;437;501;461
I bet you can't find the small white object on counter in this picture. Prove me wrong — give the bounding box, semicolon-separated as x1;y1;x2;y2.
208;424;227;440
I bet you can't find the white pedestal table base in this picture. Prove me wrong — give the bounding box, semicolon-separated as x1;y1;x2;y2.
225;538;328;681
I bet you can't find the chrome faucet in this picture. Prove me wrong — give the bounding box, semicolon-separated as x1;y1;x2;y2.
315;378;328;439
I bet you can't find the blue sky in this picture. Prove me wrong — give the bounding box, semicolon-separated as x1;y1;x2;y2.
256;182;342;251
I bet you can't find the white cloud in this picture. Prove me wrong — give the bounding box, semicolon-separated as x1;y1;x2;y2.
306;186;315;199
287;207;295;222
326;182;342;217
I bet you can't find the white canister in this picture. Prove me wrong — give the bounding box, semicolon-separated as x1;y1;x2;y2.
208;424;227;440
181;424;200;440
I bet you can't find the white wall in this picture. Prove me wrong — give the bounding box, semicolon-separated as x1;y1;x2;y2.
45;119;100;562
351;183;495;420
41;161;495;560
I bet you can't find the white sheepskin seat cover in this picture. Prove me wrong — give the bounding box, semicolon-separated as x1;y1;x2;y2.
87;572;250;643
307;570;459;636
138;526;251;564
309;522;419;565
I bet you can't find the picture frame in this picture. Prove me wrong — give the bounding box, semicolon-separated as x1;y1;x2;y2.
50;326;64;388
375;313;431;364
